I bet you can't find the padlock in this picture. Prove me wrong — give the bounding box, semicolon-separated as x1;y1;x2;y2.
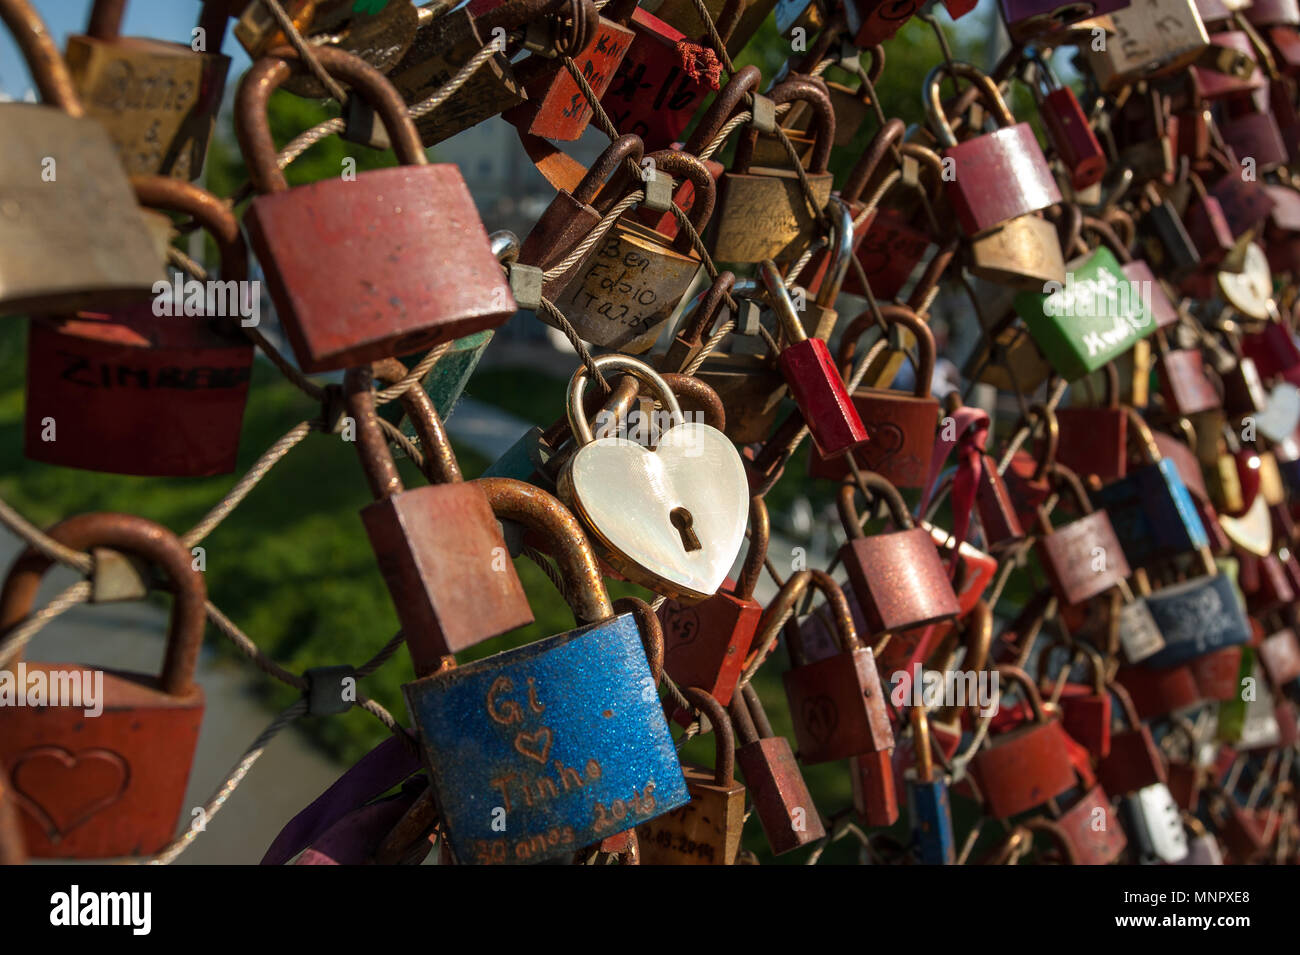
808;306;939;487
906;705;954;864
1085;0;1210;91
267;1;422;99
1217;242;1276;320
924;62;1062;236
234;0;407;58
785;40;886;147
64;0;230;179
1157;347;1222;418
357;1;551;148
558;355;748;602
657;495;768;711
791;194;853;338
1240;319;1300;379
1192;31;1266;101
1054;778;1129;865
1029;52;1107;190
1085;215;1180;330
636;687;745;864
729;683;827;854
711;77;835;264
1141;185;1203;276
760;260;869;459
0;0;165;314
25;176;253;477
1117;656;1205;719
1000;0;1118;45
1012;239;1158;383
1215;794;1269;862
1258;627;1300;685
1141;571;1253;668
1096;681;1169;796
346;363;533;677
1040;641;1113;758
1208;171;1278;239
1124;782;1190;862
838;474;961;637
970;665;1078;819
839;129;942;301
237;45;514;373
600;3;717;152
0;513;205;857
1054;381;1129;483
552;149;714;353
1089;410;1212;567
852;749;901;828
783;570;895;763
498;0;635;142
402;477;690;865
1036;464;1134;606
1221;108;1290;173
518;135;644;304
1174;814;1225;864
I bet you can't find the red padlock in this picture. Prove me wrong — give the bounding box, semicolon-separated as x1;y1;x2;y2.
237;46;514;373
25;176;252;476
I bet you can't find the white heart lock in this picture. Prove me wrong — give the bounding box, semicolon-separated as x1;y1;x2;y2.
557;355;749;601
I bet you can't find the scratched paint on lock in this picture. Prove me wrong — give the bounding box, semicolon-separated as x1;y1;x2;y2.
403;614;688;864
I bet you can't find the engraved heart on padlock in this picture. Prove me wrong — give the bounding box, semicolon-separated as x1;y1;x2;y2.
563;421;749;601
861;421;905;463
11;745;129;841
801;695;840;745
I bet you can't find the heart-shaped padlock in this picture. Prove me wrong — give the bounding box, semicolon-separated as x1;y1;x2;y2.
558;355;748;601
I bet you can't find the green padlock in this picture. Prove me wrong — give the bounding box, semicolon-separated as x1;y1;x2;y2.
1012;246;1157;381
1215;647;1256;744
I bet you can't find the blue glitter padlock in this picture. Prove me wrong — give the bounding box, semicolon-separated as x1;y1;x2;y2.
403;478;688;865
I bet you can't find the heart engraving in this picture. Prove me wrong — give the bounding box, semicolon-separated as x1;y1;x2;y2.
861;421;905;464
563;422;748;600
801;696;839;745
11;745;129;842
514;727;553;765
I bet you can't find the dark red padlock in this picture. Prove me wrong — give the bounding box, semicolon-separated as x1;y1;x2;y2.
809;306;939;487
761;260;869;459
1035;464;1134;607
1097;681;1168;796
1040;642;1112;760
783;570;895;764
1158;345;1222;416
1259;627;1300;685
658;496;768;713
238;46;514;373
1031;53;1106;190
970;665;1077;819
837;474;962;638
26;176;251;477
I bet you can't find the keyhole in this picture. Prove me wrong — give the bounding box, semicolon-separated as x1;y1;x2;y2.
670;507;702;552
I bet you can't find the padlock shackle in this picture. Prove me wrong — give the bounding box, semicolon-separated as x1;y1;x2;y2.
86;0;125;39
733;76;834;175
613;595;663;686
1018;402;1059;483
728;685;760;746
683;686;735;785
574;134;644;207
476;0;583;44
643;149;718;252
0;0;85;115
923;61;1016;150
758;259;806;345
566;355;684;447
912;704;933;784
130;176;248;283
345;365;406;501
735;495;769;601
372;358;462;485
1021;817;1081;865
661;373;726;431
815;195;855;309
1107;678;1144;731
1081;215;1134;264
839;473;915;537
0;513;206;697
667;271;737;366
491;230;520;264
683;64;762;156
841;118;905;204
478;477;614;624
1125;405;1165;465
542;373;640;450
1047;462;1095;516
994;663;1051;725
236;45;427;195
836;305;935;396
933;600;993;726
